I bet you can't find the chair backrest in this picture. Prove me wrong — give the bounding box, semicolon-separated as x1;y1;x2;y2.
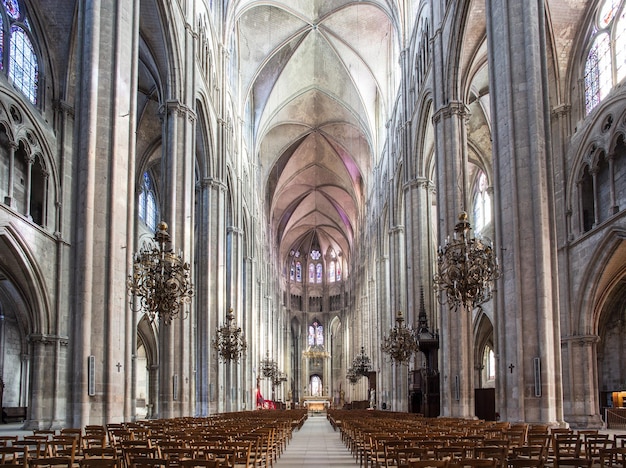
82;447;117;459
553;434;582;460
28;457;73;468
407;460;449;468
0;446;29;466
78;459;118;468
178;460;219;468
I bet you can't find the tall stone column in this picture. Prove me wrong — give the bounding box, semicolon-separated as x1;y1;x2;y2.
157;99;196;418
72;0;139;426
486;0;563;424
432;101;472;418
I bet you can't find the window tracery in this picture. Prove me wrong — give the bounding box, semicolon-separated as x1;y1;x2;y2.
584;0;626;114
0;0;39;105
138;172;158;231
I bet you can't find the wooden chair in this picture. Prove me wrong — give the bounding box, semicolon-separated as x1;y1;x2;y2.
474;446;508;468
553;435;590;468
122;447;158;468
178;461;219;468
44;437;77;467
397;448;431;467
226;441;251;468
599;447;626;468
407;460;449;468
81;448;117;460
507;458;544;468
78;459;118;468
126;458;167;468
0;437;19;448
585;434;612;466
454;459;498;468
0;446;29;467
28;457;73;468
157;449;193;468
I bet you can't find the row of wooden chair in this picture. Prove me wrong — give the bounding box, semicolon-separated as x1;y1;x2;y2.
328;409;624;468
0;409;308;468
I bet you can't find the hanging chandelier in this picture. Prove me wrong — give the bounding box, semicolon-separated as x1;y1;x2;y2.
212;308;247;363
346;366;360;385
351;346;372;376
381;310;420;364
434;212;501;311
271;369;288;388
260;350;277;379
127;221;193;325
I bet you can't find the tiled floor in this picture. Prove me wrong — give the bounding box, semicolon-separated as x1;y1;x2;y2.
276;413;358;467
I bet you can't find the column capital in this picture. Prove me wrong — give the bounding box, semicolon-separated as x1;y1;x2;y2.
28;334;69;346
432;101;468;124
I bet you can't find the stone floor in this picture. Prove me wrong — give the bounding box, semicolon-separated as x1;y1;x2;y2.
276;413;357;467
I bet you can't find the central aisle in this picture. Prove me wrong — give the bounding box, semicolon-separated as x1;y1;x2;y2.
276;414;358;467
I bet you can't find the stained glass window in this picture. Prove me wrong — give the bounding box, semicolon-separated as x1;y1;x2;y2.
336;262;342;281
0;15;3;70
309;263;315;283
290;263;295;281
1;1;39;105
616;9;626;82
2;0;19;20
296;262;302;282
473;171;491;234
138;172;158;231
316;263;322;283
584;0;625;114
329;261;336;282
308;321;323;347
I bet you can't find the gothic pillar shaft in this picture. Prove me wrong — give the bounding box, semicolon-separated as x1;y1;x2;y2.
72;0;139;426
433;102;473;418
486;0;563;423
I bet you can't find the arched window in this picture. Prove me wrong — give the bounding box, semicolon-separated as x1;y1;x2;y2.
473;171;491;234
329;261;336;282
138;172;158;231
487;348;495;381
308;321;323;347
295;261;302;282
0;0;39;105
309;249;322;284
584;0;626;114
289;263;295;281
580;165;595;232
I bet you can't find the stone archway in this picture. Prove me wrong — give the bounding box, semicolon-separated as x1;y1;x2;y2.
597;277;626;422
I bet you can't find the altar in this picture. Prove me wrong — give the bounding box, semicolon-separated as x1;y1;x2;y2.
302;395;331;413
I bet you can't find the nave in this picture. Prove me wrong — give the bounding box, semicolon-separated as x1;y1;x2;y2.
275;414;356;467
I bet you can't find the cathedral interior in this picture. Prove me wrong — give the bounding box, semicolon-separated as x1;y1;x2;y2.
0;0;625;430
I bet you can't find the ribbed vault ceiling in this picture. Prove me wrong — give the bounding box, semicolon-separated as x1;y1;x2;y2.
234;0;399;268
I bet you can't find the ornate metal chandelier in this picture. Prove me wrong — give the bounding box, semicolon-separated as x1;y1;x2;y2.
350;346;372;376
381;310;420;364
212;308;247;363
260;351;277;379
346;366;360;385
434;212;501;311
127;221;194;325
271;369;288;388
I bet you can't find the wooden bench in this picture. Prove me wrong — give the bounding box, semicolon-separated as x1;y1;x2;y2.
2;406;27;423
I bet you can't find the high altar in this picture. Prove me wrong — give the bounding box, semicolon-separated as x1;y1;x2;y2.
300;345;332;412
302;395;332;412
